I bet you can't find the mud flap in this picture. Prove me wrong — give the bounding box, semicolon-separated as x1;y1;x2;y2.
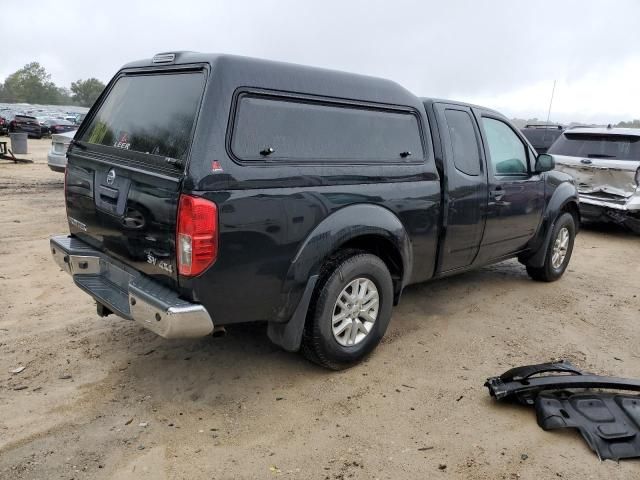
519;216;557;269
267;275;318;352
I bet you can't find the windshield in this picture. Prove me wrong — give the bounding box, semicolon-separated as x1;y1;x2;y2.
81;71;205;162
548;133;640;160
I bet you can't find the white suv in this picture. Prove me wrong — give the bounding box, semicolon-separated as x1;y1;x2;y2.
47;130;76;172
550;126;640;233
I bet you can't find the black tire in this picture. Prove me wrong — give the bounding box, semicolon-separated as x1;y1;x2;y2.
526;212;576;282
301;251;394;370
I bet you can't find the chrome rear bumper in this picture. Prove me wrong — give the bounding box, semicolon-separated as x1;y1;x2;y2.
50;235;213;339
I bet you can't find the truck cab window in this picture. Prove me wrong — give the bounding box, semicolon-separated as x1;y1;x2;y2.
444;109;481;176
482;117;528;175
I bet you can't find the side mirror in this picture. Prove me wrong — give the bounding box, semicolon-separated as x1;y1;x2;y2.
535;153;555;173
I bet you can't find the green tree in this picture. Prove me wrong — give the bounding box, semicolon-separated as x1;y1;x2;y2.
2;62;60;104
70;78;105;107
57;87;74;105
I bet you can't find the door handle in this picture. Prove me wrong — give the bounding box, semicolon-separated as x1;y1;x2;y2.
98;185;119;199
581;159;592;164
490;187;505;201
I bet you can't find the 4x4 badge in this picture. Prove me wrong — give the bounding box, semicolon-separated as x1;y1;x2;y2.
106;169;116;185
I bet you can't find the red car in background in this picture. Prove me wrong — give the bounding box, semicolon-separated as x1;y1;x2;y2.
0;116;8;135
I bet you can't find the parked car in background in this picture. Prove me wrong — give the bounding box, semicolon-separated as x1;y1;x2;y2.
520;124;564;154
45;119;77;135
36;117;51;137
50;52;579;370
550;126;640;233
8;114;42;138
0;116;8;135
47;130;76;172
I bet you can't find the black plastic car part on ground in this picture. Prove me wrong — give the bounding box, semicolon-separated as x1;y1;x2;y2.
50;51;580;369
486;361;640;460
485;361;640;405
537;392;640;460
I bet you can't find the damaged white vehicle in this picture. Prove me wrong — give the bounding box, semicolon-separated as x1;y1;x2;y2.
549;126;640;233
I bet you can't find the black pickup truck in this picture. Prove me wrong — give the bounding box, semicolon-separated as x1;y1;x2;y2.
51;52;579;369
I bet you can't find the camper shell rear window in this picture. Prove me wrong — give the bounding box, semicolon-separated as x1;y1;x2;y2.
81;71;205;163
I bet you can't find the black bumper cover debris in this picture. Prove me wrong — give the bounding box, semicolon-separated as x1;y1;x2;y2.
537;392;640;460
485;361;640;460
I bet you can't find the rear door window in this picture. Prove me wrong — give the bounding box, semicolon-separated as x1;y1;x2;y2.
443;109;481;176
231;94;424;163
81;71;205;162
548;133;640;160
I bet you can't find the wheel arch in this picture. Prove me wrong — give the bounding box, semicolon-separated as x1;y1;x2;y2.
521;180;579;269
337;234;405;304
561;199;580;233
267;203;411;352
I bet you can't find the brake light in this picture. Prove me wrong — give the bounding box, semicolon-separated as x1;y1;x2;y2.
63;164;69;217
177;194;218;276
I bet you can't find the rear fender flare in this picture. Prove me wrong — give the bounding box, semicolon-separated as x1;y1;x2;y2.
267;204;411;351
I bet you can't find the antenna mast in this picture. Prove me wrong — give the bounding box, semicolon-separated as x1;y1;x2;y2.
543;80;556;142
545;80;556;125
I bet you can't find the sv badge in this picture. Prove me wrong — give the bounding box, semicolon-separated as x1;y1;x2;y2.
146;253;174;274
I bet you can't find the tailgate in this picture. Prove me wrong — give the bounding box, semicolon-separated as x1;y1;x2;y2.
66;159;181;287
65;69;206;289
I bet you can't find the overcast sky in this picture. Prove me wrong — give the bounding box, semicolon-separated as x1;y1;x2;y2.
4;0;639;123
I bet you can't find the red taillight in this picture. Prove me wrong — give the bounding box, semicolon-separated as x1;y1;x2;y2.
176;194;218;276
63;165;69;217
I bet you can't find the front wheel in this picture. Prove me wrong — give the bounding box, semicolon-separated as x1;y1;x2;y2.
526;212;576;282
301;251;394;370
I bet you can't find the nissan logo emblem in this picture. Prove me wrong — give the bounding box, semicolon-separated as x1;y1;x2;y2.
106;169;116;185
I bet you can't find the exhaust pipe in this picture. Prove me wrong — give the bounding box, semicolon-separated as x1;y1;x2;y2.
212;325;226;338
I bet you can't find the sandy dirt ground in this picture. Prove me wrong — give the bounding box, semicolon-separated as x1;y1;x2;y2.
1;138;639;479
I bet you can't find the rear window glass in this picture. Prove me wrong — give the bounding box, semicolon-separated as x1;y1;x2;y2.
231;94;424;162
548;133;640;160
81;72;204;161
520;128;563;149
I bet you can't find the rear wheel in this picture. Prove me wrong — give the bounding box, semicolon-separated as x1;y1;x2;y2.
301;251;393;370
526;212;575;282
